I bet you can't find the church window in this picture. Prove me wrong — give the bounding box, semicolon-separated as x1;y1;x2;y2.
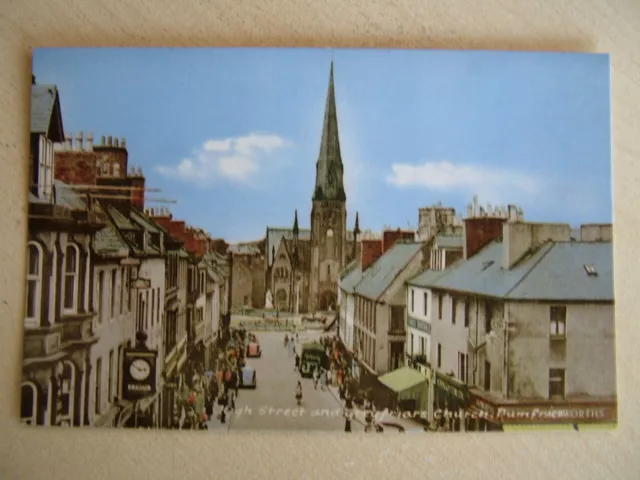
326;229;334;238
327;264;331;278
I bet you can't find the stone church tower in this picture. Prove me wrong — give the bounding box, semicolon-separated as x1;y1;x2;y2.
308;62;348;312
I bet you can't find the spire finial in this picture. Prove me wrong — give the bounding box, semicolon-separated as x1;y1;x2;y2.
354;211;361;235
293;209;299;236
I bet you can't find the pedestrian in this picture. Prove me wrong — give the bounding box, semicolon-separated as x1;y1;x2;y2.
295;353;301;372
344;417;352;432
326;368;332;387
319;368;326;391
313;366;319;389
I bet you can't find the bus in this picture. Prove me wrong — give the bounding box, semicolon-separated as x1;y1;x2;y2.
299;342;328;378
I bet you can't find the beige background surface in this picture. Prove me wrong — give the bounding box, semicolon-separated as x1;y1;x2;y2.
0;1;638;478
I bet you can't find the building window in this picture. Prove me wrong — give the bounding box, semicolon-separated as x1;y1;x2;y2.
484;301;493;333
327;264;331;278
390;306;404;332
451;297;457;325
145;290;150;329
464;299;470;328
484;360;491;391
410;289;415;312
550;306;567;338
108;350;114;401
117;345;123;398
127;268;132;311
423;292;428;316
151;289;156;327
458;353;468;384
437;343;442;368
549;368;565;399
420;337;426;355
119;268;125;314
95;357;102;415
157;288;161;325
63;244;80;312
25;242;43;327
410;333;414;355
110;270;116;318
21;383;37;425
97;271;105;324
438;294;443;320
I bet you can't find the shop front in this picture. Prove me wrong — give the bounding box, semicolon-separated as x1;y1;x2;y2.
466;389;618;431
433;372;469;431
378;366;429;416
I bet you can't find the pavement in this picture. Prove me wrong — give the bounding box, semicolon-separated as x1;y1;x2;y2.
207;330;358;432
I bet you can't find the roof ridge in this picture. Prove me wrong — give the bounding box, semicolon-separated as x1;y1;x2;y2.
504;242;557;298
373;242;423;302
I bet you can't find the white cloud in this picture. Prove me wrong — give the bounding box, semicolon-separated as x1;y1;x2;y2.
156;132;291;184
386;160;539;204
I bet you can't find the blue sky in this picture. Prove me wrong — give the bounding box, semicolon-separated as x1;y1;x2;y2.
33;48;612;243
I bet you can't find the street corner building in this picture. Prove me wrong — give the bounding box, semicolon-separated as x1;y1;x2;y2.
337;201;617;432
21;77;231;428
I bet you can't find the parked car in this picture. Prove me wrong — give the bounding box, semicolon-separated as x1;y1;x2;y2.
239;365;257;389
246;340;261;358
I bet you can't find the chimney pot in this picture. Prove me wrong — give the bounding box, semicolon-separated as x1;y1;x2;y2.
114;138;119;147
121;137;126;147
75;131;83;151
107;136;113;146
137;167;142;175
65;135;72;150
101;135;106;145
86;132;94;151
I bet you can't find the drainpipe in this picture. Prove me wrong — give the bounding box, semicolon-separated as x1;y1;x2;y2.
473;295;479;385
503;303;510;398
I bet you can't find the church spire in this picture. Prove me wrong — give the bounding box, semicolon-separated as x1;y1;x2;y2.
354;211;360;235
312;61;346;202
293;209;299;236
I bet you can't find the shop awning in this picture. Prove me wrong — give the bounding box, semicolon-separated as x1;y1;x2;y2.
378;366;428;394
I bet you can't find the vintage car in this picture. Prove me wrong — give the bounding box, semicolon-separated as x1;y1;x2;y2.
239;365;257;389
246;340;262;358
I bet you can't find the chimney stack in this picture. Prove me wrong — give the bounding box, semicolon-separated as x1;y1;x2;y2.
107;136;113;147
75;132;83;151
114;138;119;147
86;132;94;151
121;137;126;147
503;222;572;269
361;238;383;271
463;216;507;259
579;224;613;242
101;135;106;146
65;134;72;150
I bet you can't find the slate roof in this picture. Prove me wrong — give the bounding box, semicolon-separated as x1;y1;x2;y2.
408;240;614;302
229;242;262;255
93;225;130;255
340;263;363;292
30;84;61;135
282;238;311;269
435;234;464;249
29;180;88;210
266;226;356;265
352;242;423;300
130;208;164;234
107;205;139;231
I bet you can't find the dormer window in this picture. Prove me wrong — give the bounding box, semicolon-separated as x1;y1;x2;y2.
584;264;598;277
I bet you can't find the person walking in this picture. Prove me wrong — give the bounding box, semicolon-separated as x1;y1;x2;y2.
312;366;319;389
295;353;301;372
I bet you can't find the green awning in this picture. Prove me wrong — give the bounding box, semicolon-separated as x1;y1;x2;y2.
378;366;428;394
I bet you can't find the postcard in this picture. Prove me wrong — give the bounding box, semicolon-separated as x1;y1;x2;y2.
21;47;615;433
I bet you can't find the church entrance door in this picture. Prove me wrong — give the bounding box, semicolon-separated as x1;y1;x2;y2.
275;289;288;312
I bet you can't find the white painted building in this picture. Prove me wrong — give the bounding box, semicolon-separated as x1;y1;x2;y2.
414;218;617;430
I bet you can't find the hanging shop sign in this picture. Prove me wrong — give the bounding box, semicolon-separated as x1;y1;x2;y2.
122;348;158;401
